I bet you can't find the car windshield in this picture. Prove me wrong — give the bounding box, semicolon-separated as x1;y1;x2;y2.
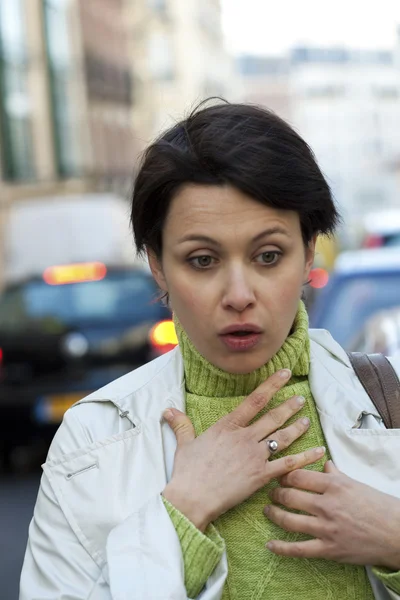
311;272;400;349
0;270;162;331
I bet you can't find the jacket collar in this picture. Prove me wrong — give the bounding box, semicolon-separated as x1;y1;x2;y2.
78;328;375;428
78;347;186;425
309;328;351;367
309;329;380;426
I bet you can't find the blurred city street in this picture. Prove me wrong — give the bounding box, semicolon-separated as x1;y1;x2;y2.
1;0;400;597
0;470;40;600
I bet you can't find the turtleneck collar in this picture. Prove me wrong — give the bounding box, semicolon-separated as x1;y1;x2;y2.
173;301;310;398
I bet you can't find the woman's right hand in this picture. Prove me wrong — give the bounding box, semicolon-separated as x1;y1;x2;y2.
162;368;325;532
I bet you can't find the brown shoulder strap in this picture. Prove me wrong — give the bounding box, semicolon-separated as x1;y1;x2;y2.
348;352;400;429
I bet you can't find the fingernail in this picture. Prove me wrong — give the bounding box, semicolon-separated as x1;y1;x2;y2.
163;409;174;421
266;542;275;551
315;446;326;455
297;396;305;406
301;417;310;426
279;369;291;379
263;505;270;515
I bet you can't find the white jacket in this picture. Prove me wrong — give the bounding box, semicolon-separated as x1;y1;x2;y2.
20;329;400;600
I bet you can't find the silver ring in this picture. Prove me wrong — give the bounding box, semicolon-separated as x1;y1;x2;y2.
266;439;279;454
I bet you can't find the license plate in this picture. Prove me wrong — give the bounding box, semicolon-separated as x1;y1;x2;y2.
35;392;89;424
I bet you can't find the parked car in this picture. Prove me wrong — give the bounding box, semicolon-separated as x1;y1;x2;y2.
347;306;400;356
309;247;400;350
361;209;400;249
0;262;176;466
4;193;140;283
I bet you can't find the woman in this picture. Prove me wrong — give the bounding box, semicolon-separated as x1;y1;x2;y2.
20;102;400;600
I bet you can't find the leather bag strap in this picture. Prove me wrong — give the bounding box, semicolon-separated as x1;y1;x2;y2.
348;352;400;429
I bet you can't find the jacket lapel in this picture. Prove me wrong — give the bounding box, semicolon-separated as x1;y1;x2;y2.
46;332;400;576
309;330;400;499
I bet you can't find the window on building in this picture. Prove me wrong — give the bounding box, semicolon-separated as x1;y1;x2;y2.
306;85;345;98
0;0;35;181
43;0;79;177
148;32;174;80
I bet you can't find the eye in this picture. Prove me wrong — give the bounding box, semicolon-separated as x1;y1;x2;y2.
256;251;281;266
189;255;214;269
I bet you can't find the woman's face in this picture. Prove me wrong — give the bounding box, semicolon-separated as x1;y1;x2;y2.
149;185;315;374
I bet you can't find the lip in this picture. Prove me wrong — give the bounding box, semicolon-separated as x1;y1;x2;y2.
219;323;263;335
219;332;262;352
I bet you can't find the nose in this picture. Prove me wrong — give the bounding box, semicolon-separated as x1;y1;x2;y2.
221;267;256;313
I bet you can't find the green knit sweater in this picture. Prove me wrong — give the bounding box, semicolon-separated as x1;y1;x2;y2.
163;302;400;599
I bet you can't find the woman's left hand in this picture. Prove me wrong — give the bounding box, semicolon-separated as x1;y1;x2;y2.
265;461;400;569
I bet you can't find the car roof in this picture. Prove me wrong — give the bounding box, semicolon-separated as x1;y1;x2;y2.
1;265;152;294
334;247;400;274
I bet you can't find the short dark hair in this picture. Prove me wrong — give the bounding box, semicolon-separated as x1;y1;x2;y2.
131;100;340;257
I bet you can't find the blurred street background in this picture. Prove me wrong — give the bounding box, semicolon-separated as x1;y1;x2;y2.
1;0;400;598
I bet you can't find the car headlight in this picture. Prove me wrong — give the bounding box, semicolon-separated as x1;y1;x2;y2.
61;332;89;358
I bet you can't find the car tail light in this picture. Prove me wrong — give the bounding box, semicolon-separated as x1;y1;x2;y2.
149;320;178;354
363;234;384;249
309;268;329;289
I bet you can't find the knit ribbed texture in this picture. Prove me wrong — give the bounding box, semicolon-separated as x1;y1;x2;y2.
174;302;310;398
167;301;378;599
372;567;400;594
373;567;400;594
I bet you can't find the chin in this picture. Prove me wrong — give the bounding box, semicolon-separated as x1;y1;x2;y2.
219;353;270;375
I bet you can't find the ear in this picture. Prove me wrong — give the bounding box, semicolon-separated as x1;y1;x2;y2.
304;235;317;279
147;249;168;292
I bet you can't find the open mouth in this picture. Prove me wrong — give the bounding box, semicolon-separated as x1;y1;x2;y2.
220;329;262;351
228;331;254;337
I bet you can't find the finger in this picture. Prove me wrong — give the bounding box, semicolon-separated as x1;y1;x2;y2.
163;409;196;446
266;538;326;559
222;369;292;429
324;460;339;474
266;446;326;480
262;417;310;457
269;486;320;515
251;395;306;441
280;469;329;493
264;504;319;536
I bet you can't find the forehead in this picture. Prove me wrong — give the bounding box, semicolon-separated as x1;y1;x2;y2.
165;184;300;235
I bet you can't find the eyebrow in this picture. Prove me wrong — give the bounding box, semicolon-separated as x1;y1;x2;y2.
177;227;290;246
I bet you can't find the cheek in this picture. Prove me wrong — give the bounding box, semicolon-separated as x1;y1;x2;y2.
273;262;305;299
168;276;212;319
262;265;305;324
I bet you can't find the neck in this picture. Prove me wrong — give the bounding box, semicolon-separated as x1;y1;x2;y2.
174;301;310;398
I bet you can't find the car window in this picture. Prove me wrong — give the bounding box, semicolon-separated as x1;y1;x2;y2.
385;233;400;247
0;288;28;331
311;272;400;349
0;271;162;331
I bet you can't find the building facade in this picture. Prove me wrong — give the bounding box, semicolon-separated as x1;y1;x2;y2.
127;0;232;147
236;44;400;225
0;0;137;284
78;0;136;191
235;55;291;121
290;46;400;222
0;0;137;197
